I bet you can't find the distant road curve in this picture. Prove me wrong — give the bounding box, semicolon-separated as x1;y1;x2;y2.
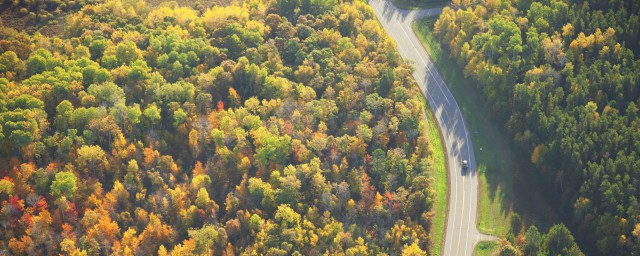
369;1;497;255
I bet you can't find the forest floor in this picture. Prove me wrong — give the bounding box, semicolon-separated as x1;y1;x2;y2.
417;95;447;256
391;0;447;10
412;16;563;255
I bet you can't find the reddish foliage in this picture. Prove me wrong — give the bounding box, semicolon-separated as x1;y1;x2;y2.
383;192;401;214
35;196;48;212
45;162;60;172
192;161;206;176
217;100;225;111
22;213;32;226
225;218;242;238
61;223;75;239
282;120;295;136
9;196;23;213
65;203;78;219
359;172;376;212
11;166;20;179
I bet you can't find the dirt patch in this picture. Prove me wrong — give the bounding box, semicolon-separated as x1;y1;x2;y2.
39;17;66;37
0;4;68;36
0;9;65;37
0;7;32;33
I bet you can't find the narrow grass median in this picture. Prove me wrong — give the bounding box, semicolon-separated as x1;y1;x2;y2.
391;0;447;10
412;16;513;238
416;95;447;256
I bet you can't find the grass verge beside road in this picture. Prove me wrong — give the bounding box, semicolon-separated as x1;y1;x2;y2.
412;16;513;237
474;241;499;256
417;95;447;256
391;0;447;10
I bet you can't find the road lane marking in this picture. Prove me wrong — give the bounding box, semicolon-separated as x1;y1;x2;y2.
371;2;479;255
376;0;449;111
397;25;452;106
457;166;465;256
463;111;473;255
399;25;451;108
449;133;458;256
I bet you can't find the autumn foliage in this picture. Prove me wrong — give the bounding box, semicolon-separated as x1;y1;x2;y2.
0;0;436;255
434;0;640;254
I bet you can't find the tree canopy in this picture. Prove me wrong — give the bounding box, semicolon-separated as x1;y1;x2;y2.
0;0;438;254
433;0;640;254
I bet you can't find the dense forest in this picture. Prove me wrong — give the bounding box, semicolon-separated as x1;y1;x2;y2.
433;0;640;254
0;0;439;255
0;0;102;26
499;222;583;256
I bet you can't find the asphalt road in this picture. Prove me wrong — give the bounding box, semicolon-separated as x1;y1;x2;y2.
369;1;496;255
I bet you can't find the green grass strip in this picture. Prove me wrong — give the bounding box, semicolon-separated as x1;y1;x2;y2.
474;240;499;256
412;16;513;237
417;95;447;256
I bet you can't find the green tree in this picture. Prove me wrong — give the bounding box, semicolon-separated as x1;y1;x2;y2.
7;94;45;110
248;177;277;213
224;34;244;61
144;104;161;131
525;225;542;255
172;108;187;128
115;41;141;65
87;82;125;107
26;49;54;75
499;244;518;256
188;224;227;255
50;171;78;198
0;51;25;76
0;178;14;196
89;39;108;61
378;68;394;97
77;145;108;177
127;59;150;84
543;224;584;256
255;133;292;166
55;100;74;131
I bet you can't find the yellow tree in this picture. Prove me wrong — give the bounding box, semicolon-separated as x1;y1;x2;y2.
76;145;109;182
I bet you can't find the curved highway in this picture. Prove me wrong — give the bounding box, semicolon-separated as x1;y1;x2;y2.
369;1;496;255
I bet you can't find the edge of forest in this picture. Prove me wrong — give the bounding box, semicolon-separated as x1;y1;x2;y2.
416;94;448;256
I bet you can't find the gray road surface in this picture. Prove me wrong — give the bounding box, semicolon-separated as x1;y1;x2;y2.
369;1;497;255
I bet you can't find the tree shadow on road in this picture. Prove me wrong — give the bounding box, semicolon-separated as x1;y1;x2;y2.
412;16;562;237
